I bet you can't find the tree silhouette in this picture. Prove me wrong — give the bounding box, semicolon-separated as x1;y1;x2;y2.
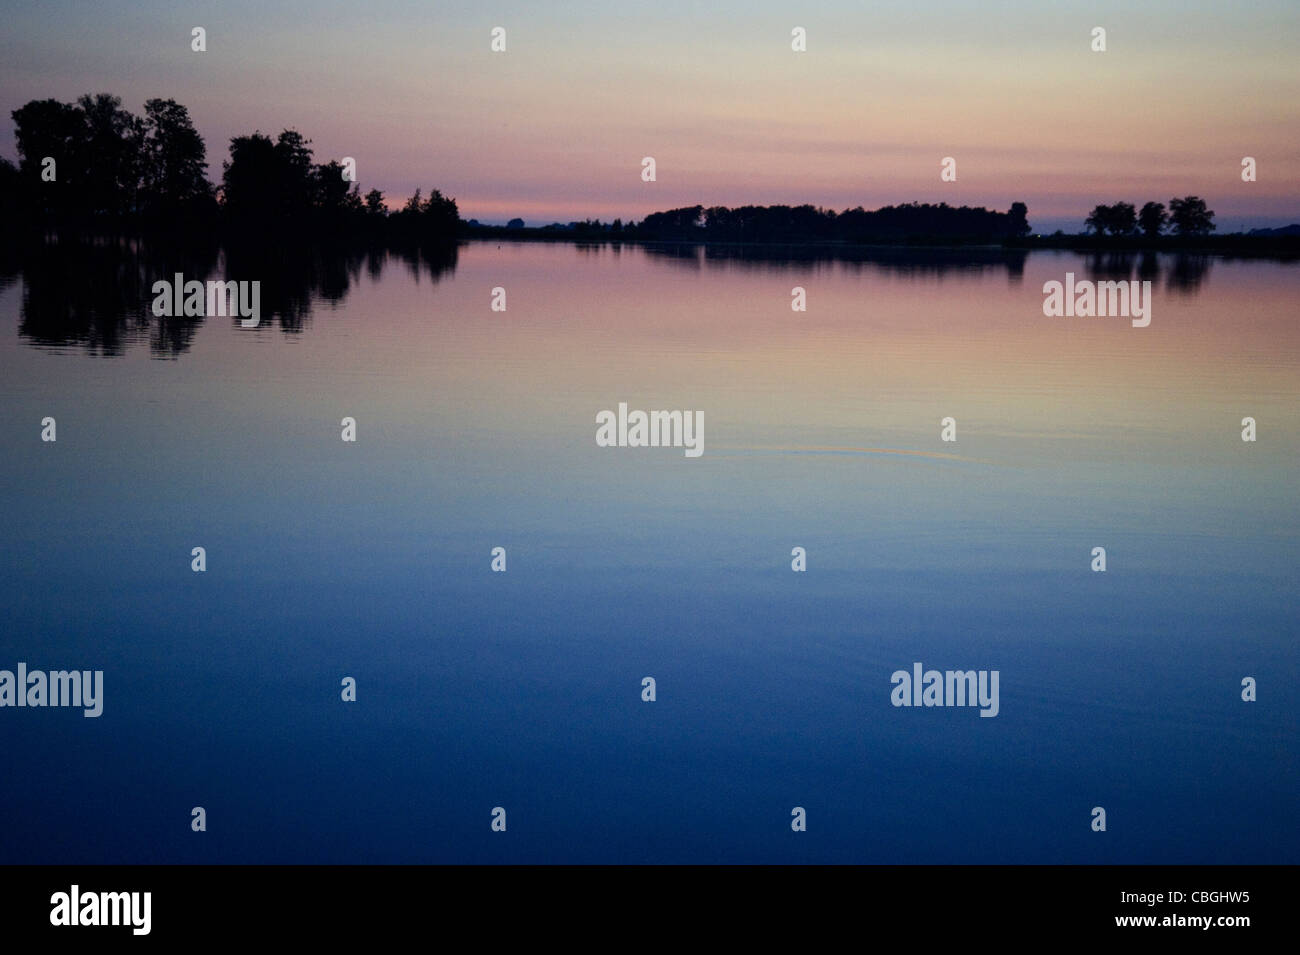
0;156;22;224
140;99;214;221
1084;205;1108;235
632;201;1031;242
1108;202;1137;236
6;90;1248;253
1085;203;1137;236
389;187;460;239
1168;196;1216;235
7;93;461;241
313;159;364;223
1138;201;1168;238
12;98;89;220
272;129;316;218
221;129;324;226
1007;202;1031;237
221;132;280;224
76;93;144;217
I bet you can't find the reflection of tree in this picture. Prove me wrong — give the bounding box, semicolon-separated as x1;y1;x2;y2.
643;244;703;270
18;236;217;356
1080;250;1216;292
11;238;1219;362
15;237;458;357
645;242;1030;281
223;241;357;332
1166;254;1212;294
394;241;459;285
1084;251;1137;279
153;307;205;357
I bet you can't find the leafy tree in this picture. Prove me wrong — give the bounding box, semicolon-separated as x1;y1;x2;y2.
419;188;460;235
1084;205;1109;235
140;98;213;219
634;201;1030;242
222;132;277;221
1007;201;1031;237
1168;196;1215;235
272;129;316;219
313;159;363;220
10;98;84;219
221;129;319;225
76;93;144;217
1138;201;1168;238
389;186;460;238
11;94;146;221
1108;202;1137;236
638;205;705;238
1085;202;1136;236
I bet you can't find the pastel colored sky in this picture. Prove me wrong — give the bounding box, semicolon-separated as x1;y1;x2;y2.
2;0;1297;230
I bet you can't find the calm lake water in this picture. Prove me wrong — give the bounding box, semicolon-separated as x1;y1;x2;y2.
1;238;1296;863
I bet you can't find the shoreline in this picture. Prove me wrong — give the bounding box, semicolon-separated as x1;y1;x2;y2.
461;228;1300;260
6;227;1298;262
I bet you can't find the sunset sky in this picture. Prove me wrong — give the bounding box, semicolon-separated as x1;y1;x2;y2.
2;0;1297;231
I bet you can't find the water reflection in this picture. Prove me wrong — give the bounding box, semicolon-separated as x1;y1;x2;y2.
11;235;216;356
3;236;459;357
1082;249;1212;293
1;234;1296;866
641;241;1031;283
0;236;1279;358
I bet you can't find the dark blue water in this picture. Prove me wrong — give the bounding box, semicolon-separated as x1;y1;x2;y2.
1;240;1296;862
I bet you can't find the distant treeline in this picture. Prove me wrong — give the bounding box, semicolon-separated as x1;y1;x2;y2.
472;202;1033;244
0;93;1031;245
1;93;459;241
1084;198;1215;237
4;93;1285;251
635;201;1032;243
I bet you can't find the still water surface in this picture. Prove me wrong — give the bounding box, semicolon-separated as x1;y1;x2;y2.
0;239;1295;862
